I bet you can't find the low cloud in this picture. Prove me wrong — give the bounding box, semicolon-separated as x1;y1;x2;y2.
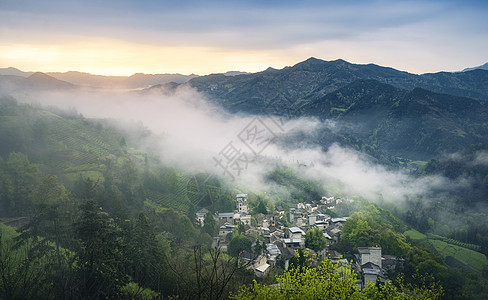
10;85;472;206
473;151;488;166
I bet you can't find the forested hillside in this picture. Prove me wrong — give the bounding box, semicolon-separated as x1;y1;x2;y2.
0;96;247;298
1;57;488;299
186;59;488;163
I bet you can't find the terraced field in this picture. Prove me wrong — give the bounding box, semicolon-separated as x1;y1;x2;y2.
404;229;488;275
428;239;488;275
404;229;427;240
33;112;127;183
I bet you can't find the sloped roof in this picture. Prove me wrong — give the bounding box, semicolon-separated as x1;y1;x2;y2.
358;246;382;254
363;268;381;276
284;238;302;244
361;262;381;270
288;226;305;234
323;232;332;239
267;243;281;256
255;263;270;273
219;212;235;218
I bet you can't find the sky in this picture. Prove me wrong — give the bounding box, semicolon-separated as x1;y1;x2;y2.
1;0;487;76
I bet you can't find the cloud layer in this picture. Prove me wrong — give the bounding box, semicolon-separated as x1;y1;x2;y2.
13;85;471;207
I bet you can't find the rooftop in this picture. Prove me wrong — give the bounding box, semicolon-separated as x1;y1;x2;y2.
288;226;305;234
363;268;381;276
284;238;302;244
255;263;271;273
267;243;281;256
219;212;235;218
358;246;382;254
331;217;348;223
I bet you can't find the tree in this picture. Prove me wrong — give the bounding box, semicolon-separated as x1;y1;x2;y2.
254;200;267;215
16;175;77;298
305;227;327;252
230;256;444;300
231;257;359;299
190;246;253;300
3;152;39;215
252;240;263;256
228;233;252;257
125;212;171;294
288;248;314;272
203;211;217;236
75;199;128;299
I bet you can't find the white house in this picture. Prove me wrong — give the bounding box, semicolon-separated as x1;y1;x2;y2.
196;208;209;227
236;194;249;214
287;226;305;239
219;223;235;237
240;214;251;225
255;263;271;278
218;212;235;224
358;246;382;268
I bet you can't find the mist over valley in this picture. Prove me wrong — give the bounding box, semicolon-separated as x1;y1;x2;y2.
1;58;488;299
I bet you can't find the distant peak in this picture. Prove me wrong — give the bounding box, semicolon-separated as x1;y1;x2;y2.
263;67;279;72
304;57;320;62
129;73;146;77
26;72;74;88
462;62;488;72
28;72;50;78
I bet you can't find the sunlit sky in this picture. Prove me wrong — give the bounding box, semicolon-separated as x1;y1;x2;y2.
1;0;487;76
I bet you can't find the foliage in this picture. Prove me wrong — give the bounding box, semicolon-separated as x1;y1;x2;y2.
342;203;408;256
288;248;315;272
305;227;327;252
266;166;323;203
1;91;487;298
254;200;268;215
124;212;172;294
0;152;40;216
228;232;252;257
428;239;488;275
230;256;443;299
74;199;129;299
120;282;159;300
203;211;217;236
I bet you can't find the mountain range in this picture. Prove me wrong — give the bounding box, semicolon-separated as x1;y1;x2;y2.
1;58;488;164
183;58;488;162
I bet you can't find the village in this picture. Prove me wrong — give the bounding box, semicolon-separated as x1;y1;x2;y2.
196;194;403;289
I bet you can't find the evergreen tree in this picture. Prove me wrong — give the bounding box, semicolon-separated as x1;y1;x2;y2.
228;233;252;257
203;211;216;236
254;201;267;215
125;212;171;294
75;199;128;299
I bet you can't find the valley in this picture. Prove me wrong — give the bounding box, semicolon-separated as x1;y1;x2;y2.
0;58;487;299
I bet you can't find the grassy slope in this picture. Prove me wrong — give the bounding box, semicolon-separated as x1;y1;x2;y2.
0;223;17;240
404;229;427;240
428;239;488;275
405;229;487;275
1;98;194;214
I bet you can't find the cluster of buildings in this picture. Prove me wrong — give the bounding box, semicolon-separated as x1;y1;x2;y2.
355;246;403;289
197;194;401;286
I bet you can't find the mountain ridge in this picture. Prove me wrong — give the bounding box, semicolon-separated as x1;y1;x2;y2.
462;62;488;72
